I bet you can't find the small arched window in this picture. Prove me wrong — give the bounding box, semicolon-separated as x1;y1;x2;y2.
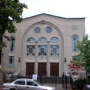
38;37;47;42
27;37;35;42
50;37;59;42
10;37;15;51
72;36;78;51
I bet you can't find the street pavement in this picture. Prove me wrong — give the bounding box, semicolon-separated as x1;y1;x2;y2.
43;83;66;90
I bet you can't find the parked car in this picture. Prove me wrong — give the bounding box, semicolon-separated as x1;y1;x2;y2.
2;78;56;90
83;84;90;90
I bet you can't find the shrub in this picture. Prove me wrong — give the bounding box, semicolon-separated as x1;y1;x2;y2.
87;78;90;84
74;78;86;89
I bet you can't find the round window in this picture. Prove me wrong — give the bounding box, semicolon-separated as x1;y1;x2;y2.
45;27;52;33
34;27;40;34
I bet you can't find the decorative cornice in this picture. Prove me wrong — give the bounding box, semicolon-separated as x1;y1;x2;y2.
40;20;45;24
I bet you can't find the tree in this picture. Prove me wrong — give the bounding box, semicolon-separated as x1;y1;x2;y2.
67;63;82;75
0;0;27;49
71;34;90;82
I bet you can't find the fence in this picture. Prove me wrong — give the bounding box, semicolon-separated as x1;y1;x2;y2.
62;73;74;90
19;76;62;84
3;74;62;84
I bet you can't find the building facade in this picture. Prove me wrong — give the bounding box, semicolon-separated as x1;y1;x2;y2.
1;14;85;77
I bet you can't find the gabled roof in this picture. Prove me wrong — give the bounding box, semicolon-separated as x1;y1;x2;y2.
23;13;85;20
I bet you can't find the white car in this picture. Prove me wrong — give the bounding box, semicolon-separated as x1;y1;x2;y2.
2;78;56;90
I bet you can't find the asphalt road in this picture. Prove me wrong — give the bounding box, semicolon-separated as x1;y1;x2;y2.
43;83;66;90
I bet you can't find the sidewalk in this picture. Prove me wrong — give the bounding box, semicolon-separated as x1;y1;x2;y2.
0;84;2;90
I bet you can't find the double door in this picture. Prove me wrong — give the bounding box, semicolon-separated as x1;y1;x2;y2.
26;63;59;76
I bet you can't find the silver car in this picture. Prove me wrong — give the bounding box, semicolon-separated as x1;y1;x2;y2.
2;78;56;90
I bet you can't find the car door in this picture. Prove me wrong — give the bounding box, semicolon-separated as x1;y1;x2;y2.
14;80;27;90
26;80;41;90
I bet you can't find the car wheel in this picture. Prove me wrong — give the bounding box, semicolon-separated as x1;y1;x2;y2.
10;88;16;90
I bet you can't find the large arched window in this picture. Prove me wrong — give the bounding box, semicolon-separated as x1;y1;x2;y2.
50;37;59;56
27;37;35;56
27;45;35;56
72;36;78;51
38;37;47;56
10;37;15;51
38;45;47;56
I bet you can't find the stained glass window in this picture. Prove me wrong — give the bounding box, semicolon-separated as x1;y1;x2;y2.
38;37;47;42
27;37;35;42
50;37;59;42
50;45;59;56
38;45;47;56
45;27;52;33
34;27;40;33
27;45;35;56
10;37;15;51
9;56;14;66
72;36;78;51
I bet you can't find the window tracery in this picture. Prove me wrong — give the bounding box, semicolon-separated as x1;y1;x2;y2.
38;45;47;56
27;45;35;56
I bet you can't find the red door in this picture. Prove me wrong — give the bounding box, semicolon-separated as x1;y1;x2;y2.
50;63;59;76
26;63;34;76
38;63;46;76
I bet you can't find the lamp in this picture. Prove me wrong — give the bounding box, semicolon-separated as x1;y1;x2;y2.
18;57;20;62
64;58;66;62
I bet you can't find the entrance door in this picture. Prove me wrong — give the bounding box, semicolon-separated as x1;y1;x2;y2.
50;63;59;76
26;63;34;76
38;63;46;76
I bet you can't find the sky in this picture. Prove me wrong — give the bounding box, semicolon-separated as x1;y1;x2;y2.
20;0;90;37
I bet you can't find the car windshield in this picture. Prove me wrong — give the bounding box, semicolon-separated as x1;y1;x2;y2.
34;80;43;86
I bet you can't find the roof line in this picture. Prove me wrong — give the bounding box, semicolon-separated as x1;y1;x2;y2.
23;13;85;20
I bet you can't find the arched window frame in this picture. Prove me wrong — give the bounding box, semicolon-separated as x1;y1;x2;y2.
26;37;35;56
50;37;59;42
27;37;35;43
38;37;47;56
38;37;47;43
50;37;59;56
